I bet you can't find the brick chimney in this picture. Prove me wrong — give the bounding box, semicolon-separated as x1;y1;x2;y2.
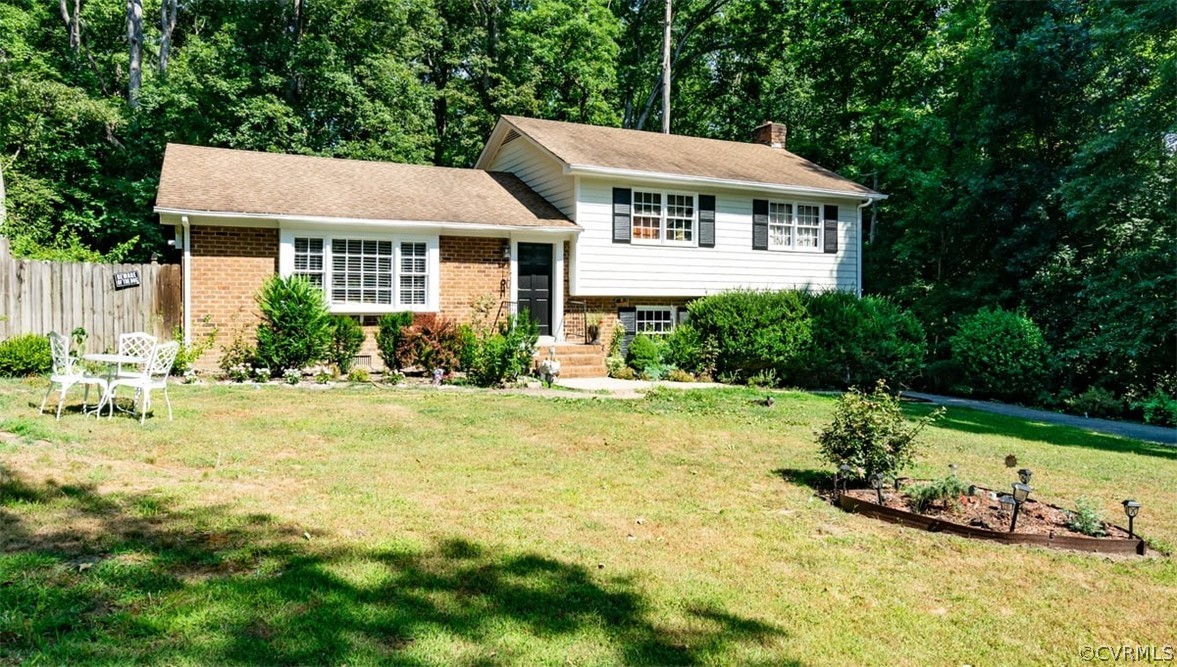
752;121;787;149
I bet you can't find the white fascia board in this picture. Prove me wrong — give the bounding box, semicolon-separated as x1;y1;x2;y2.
563;164;888;201
153;207;581;235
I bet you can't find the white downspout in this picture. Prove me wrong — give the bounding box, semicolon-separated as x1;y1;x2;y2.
856;200;874;298
181;215;192;345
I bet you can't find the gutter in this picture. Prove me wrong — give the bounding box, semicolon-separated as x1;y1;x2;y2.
154;207;580;234
563;164;889;201
181;215;191;346
856;199;875;298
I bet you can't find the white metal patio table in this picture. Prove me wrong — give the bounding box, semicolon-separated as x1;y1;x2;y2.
82;353;144;417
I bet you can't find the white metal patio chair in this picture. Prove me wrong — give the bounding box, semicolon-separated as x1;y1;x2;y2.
116;332;158;380
106;341;180;424
39;331;106;420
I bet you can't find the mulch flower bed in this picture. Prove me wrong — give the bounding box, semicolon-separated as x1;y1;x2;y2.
842;484;1133;539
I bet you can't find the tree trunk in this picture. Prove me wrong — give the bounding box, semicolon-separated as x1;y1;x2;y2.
661;0;671;133
127;0;143;107
0;157;6;227
60;0;81;51
159;0;177;76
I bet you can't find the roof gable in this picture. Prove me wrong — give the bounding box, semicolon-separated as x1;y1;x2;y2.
155;144;576;229
479;116;880;198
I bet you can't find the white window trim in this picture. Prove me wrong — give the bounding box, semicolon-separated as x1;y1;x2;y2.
631;189;698;248
767;200;824;253
635;305;677;335
278;229;439;314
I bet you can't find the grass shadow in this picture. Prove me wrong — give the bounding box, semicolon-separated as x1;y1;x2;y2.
0;464;795;665
927;406;1177;461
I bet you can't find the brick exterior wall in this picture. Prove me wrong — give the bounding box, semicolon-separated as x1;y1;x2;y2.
440;235;512;328
187;232;686;375
187;230;512;372
560;241;689;354
189;226;278;371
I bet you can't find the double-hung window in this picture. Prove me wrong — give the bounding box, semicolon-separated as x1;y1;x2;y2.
293;238;325;286
635;306;676;334
631;190;696;245
767;201;822;251
291;235;432;311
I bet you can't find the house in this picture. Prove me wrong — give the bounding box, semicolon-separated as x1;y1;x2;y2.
154;116;884;375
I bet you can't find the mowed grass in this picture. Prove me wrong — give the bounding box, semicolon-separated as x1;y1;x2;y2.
0;379;1174;666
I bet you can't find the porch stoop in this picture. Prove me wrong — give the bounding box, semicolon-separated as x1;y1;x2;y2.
534;342;609;379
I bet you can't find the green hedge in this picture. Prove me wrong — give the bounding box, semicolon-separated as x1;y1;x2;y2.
687;290;812;381
685;290;925;388
0;334;52;377
949;307;1050;402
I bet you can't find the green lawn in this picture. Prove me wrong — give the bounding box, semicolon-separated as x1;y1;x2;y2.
1;379;1174;666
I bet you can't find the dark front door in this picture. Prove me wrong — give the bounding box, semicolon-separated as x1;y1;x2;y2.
517;242;553;336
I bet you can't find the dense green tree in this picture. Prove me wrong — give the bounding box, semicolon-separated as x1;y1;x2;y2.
0;0;1170;407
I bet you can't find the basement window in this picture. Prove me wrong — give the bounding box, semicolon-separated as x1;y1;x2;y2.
635;306;675;335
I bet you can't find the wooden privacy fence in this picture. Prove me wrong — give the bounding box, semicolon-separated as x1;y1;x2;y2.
0;237;182;354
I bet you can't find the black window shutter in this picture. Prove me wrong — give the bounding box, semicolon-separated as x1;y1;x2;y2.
752;199;769;250
823;205;839;254
617;307;637;357
613;188;632;244
698;195;716;248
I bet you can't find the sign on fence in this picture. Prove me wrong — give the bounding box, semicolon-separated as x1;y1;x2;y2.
113;270;141;290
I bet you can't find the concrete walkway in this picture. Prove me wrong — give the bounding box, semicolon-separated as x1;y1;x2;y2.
556;377;724;399
903;391;1177;446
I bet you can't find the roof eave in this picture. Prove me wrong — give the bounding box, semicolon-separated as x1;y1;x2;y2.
153;207;581;233
563;164;886;200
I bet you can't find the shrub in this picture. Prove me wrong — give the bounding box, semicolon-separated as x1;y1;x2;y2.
605;355;627;378
688;290;812;381
817;381;944;481
347;367;371;383
1134;388;1177;426
606;321;625;358
1067;497;1107;537
456;324;478;371
467;315;539;387
664;323;717;375
0;334;52;377
396;313;465;373
283;368;302;385
640;362;675;381
172;322;218;376
255;275;332;373
376;312;414;372
625;334;664;371
327;315;366;375
800;292;926;389
1065;386;1123;419
746;368;779;388
949;307;1051;402
611;366;636;380
906;475;970;513
666;368;694;383
219;335;257;377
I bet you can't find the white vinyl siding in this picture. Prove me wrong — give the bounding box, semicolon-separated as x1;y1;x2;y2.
572;177;858;296
485;136;576;218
